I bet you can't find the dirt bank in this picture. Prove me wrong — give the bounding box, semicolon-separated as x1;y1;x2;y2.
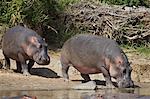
0;48;150;90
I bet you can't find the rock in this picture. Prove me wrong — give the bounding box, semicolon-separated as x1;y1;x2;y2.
72;81;97;90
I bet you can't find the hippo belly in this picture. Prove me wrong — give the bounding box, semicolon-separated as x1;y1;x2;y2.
74;65;101;74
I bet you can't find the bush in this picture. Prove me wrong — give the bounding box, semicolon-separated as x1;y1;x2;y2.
0;0;150;48
100;0;150;7
0;0;79;47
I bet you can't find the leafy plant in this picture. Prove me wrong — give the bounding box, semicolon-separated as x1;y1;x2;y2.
100;0;150;7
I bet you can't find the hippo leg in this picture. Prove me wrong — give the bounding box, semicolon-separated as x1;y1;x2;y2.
81;73;91;82
61;62;70;81
18;53;30;76
98;65;115;88
3;54;10;69
16;61;21;73
28;60;35;73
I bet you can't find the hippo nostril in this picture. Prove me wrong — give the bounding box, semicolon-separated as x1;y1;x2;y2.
42;56;50;63
44;57;47;61
39;57;42;61
47;57;50;61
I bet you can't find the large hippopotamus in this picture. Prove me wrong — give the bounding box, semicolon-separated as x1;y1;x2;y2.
60;34;134;88
2;25;50;76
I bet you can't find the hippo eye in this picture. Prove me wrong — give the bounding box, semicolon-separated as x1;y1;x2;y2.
129;66;132;71
123;69;126;74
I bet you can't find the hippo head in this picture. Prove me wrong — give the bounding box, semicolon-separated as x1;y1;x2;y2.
109;54;134;88
24;36;50;65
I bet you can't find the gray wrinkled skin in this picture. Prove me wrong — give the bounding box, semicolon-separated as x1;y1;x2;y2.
61;34;134;88
2;25;50;76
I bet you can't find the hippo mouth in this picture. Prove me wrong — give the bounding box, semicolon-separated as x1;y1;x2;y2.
33;53;50;65
117;79;134;88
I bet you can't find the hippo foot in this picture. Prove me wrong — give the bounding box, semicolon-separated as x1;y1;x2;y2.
62;77;71;82
16;69;22;73
23;71;31;76
2;66;10;70
0;69;13;73
63;78;70;82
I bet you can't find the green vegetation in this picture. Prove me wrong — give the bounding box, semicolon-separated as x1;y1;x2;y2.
0;0;79;26
100;0;150;7
0;0;150;49
137;46;150;56
0;0;80;47
121;44;150;58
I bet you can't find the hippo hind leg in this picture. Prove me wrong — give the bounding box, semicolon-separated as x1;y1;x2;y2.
3;54;10;69
61;61;70;81
16;61;21;73
81;73;91;82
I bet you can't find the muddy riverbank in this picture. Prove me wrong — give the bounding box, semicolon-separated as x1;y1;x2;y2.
0;49;150;98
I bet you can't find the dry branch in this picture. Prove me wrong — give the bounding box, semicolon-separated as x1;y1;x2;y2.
123;31;150;40
65;1;150;45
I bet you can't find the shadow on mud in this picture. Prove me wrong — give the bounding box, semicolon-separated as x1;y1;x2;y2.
94;80;140;88
72;79;139;89
72;80;118;87
30;67;60;78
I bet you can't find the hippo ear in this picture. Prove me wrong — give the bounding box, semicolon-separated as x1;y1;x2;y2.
28;36;38;44
118;60;122;64
28;36;40;47
115;56;123;66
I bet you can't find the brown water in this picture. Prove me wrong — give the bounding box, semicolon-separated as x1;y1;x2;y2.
0;87;150;99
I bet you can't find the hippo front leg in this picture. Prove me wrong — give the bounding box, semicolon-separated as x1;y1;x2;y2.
21;63;30;76
18;53;30;76
98;65;115;88
16;61;21;73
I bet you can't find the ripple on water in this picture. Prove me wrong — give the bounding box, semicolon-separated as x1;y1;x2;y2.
0;87;150;99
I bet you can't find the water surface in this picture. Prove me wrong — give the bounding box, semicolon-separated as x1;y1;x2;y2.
1;87;150;99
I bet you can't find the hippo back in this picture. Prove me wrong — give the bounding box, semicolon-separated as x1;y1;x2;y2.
61;34;122;67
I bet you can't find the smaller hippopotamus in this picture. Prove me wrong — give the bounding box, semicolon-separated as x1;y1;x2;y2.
60;34;134;88
2;25;50;76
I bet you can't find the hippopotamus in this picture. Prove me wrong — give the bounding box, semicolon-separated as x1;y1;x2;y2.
2;95;37;99
60;34;134;88
81;93;150;99
2;25;50;76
